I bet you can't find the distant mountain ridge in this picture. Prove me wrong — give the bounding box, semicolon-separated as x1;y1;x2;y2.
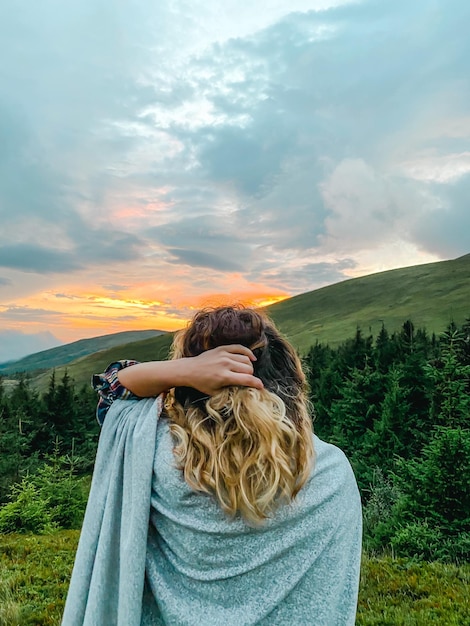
0;329;167;375
4;254;470;391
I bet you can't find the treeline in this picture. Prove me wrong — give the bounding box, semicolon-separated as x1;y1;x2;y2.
0;319;469;561
0;372;99;505
305;319;470;562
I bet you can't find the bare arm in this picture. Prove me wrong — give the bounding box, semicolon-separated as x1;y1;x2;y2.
117;344;263;398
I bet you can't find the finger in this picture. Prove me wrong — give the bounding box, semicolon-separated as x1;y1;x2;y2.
227;361;254;375
225;353;254;367
233;374;264;389
222;344;257;361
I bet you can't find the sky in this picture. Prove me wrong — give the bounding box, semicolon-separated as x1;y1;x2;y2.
0;0;469;361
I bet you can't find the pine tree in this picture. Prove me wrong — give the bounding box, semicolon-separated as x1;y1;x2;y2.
374;324;397;374
427;328;470;428
395;427;470;534
461;317;470;366
329;365;385;490
363;367;410;473
0;390;39;503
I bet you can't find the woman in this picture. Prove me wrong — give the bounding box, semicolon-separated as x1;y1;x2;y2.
63;307;362;626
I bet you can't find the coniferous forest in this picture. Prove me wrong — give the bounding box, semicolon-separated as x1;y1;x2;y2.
0;318;469;563
306;318;470;563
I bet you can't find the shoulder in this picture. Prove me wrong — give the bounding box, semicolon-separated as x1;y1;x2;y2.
313;435;351;468
92;360;141;425
308;435;361;510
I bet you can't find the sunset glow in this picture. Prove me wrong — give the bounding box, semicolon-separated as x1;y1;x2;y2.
0;284;291;345
0;0;468;361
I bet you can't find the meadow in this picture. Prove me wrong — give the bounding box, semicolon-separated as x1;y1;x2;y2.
1;531;469;626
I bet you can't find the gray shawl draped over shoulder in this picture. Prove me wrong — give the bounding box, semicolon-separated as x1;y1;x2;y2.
63;398;362;626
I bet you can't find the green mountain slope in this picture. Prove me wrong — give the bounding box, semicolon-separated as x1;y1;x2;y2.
267;253;470;352
31;333;174;392
0;330;167;375
19;254;470;391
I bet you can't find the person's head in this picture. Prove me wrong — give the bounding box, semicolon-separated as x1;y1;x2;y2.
166;305;315;524
171;306;307;420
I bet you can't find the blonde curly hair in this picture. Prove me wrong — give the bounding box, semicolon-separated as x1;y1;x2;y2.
165;306;315;524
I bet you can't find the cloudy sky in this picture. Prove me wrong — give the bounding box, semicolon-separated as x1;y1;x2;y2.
0;0;469;360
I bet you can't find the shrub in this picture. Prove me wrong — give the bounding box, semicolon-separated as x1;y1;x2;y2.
363;468;402;554
0;455;89;534
0;478;56;534
391;522;470;563
391;521;444;561
32;463;88;530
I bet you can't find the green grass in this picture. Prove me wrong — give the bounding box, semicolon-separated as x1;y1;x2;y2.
357;554;470;625
0;532;78;626
1;532;469;625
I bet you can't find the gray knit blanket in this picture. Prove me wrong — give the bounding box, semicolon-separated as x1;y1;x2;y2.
62;398;362;626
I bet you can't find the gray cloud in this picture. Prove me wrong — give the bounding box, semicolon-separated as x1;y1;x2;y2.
0;277;11;286
77;230;145;263
101;284;129;292
412;173;470;257
167;0;470;263
197;121;293;195
247;258;357;293
0;306;64;320
0;0;159;281
0;244;82;273
147;214;253;272
167;248;244;272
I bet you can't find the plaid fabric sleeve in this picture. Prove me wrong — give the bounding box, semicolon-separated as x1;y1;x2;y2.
92;360;140;425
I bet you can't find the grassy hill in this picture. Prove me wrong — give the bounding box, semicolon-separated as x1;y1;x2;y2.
267;253;470;352
0;330;167;376
31;332;175;392
14;254;470;391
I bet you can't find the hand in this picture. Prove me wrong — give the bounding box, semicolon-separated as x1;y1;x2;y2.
182;345;264;395
117;345;264;398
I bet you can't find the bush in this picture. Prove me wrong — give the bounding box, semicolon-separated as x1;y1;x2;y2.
0;478;56;534
362;428;470;562
391;522;470;563
391;521;444;561
32;463;89;530
363;468;402;554
0;455;89;534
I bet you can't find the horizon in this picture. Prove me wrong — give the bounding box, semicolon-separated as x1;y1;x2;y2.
3;253;465;363
1;0;469;361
